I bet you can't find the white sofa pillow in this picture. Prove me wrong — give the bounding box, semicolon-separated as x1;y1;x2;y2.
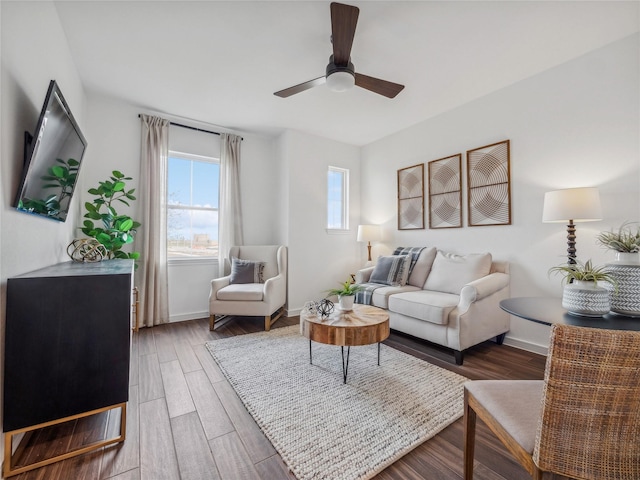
423;251;492;294
407;247;437;287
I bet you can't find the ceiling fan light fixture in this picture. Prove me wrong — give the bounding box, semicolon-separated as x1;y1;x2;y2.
326;70;355;92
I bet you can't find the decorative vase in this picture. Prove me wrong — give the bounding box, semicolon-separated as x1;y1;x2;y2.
339;295;355;311
606;253;640;316
562;280;610;317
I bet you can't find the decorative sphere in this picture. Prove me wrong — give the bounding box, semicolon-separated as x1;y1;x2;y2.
317;298;334;318
302;301;317;316
67;238;108;263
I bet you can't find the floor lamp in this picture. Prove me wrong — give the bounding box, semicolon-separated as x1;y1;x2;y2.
357;225;381;263
542;187;602;265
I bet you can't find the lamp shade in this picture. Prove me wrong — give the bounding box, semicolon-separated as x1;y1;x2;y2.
357;224;381;243
542;187;602;223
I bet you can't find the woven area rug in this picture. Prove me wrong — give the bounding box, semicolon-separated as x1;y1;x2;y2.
206;325;468;480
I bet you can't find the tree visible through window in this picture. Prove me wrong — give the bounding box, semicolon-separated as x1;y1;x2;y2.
167;152;219;258
327;166;349;230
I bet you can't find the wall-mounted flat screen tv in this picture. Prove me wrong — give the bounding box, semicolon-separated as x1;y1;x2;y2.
14;80;87;222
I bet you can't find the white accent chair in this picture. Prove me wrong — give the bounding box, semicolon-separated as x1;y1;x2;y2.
209;245;287;331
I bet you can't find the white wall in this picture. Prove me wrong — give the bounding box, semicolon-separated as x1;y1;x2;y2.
361;34;640;352
1;2;87;279
84;93;282;322
278;130;361;313
1;0;87;441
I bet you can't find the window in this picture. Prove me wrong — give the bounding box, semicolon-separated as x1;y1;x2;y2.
327;166;349;230
167;151;219;259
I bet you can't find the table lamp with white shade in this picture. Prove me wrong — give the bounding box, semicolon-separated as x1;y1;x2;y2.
542;187;602;265
357;224;381;263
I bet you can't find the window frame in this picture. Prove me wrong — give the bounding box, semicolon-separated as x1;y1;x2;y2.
166;150;220;264
326;166;350;233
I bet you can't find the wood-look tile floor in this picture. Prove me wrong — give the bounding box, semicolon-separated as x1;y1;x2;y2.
10;316;551;480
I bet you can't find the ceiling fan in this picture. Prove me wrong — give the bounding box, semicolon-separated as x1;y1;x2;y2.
274;2;405;99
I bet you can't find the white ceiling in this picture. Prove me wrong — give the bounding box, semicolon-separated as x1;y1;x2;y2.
54;1;639;146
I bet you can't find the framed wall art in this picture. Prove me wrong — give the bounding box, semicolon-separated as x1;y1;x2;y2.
397;163;424;230
428;154;462;229
466;140;511;226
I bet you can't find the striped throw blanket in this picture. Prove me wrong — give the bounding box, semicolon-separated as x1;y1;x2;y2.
355;247;426;305
392;246;425;277
355;283;383;305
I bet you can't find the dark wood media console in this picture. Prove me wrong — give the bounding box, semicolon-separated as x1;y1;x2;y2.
3;259;134;477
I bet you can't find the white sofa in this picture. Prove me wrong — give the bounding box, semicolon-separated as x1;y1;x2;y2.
355;247;510;364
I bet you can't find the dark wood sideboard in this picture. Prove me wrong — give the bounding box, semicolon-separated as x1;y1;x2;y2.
3;259;134;477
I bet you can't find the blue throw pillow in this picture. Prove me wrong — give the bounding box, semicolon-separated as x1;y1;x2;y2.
370;255;409;286
229;257;265;284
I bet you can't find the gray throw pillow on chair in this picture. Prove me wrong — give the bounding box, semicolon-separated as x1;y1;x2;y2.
229;257;265;284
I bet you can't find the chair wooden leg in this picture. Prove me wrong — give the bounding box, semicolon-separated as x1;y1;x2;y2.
463;388;477;480
264;306;286;332
209;314;215;331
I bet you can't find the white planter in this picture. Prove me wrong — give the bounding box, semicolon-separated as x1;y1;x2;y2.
562;280;610;317
613;252;640;265
605;257;640;316
338;295;355;311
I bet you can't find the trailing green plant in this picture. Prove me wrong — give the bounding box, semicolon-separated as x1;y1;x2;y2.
81;170;141;261
326;279;364;297
548;259;617;289
596;221;640;253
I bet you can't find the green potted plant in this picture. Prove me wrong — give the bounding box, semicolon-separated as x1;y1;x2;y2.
80;170;141;261
548;259;617;316
327;279;364;311
596;221;640;262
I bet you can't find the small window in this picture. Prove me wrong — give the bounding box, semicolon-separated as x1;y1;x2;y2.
327;166;349;230
167;152;219;258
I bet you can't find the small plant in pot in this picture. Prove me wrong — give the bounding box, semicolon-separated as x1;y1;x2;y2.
327;280;364;311
80;170;141;261
548;259;617;317
596;221;640;263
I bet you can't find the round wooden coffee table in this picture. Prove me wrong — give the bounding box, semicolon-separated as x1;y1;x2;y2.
300;304;390;383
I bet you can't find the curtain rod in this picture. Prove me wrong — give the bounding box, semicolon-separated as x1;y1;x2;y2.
137;114;242;140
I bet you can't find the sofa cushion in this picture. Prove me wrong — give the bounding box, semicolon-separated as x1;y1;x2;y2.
424;251;492;294
217;283;264;301
370;285;421;309
370;255;410;286
388;290;460;325
406;247;437;287
230;257;265;284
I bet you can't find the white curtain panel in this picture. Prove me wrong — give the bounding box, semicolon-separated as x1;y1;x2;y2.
136;114;170;327
218;133;244;277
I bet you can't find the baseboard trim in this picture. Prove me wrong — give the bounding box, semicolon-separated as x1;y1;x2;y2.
170;311;209;323
503;336;548;356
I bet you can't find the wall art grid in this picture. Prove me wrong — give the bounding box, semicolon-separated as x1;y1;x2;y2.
397;163;424;230
466;140;511;226
428;154;462;229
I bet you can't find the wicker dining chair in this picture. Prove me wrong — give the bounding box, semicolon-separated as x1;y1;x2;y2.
463;324;640;480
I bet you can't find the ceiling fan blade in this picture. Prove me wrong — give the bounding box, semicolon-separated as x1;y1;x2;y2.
331;2;359;66
274;77;326;98
355;73;405;98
